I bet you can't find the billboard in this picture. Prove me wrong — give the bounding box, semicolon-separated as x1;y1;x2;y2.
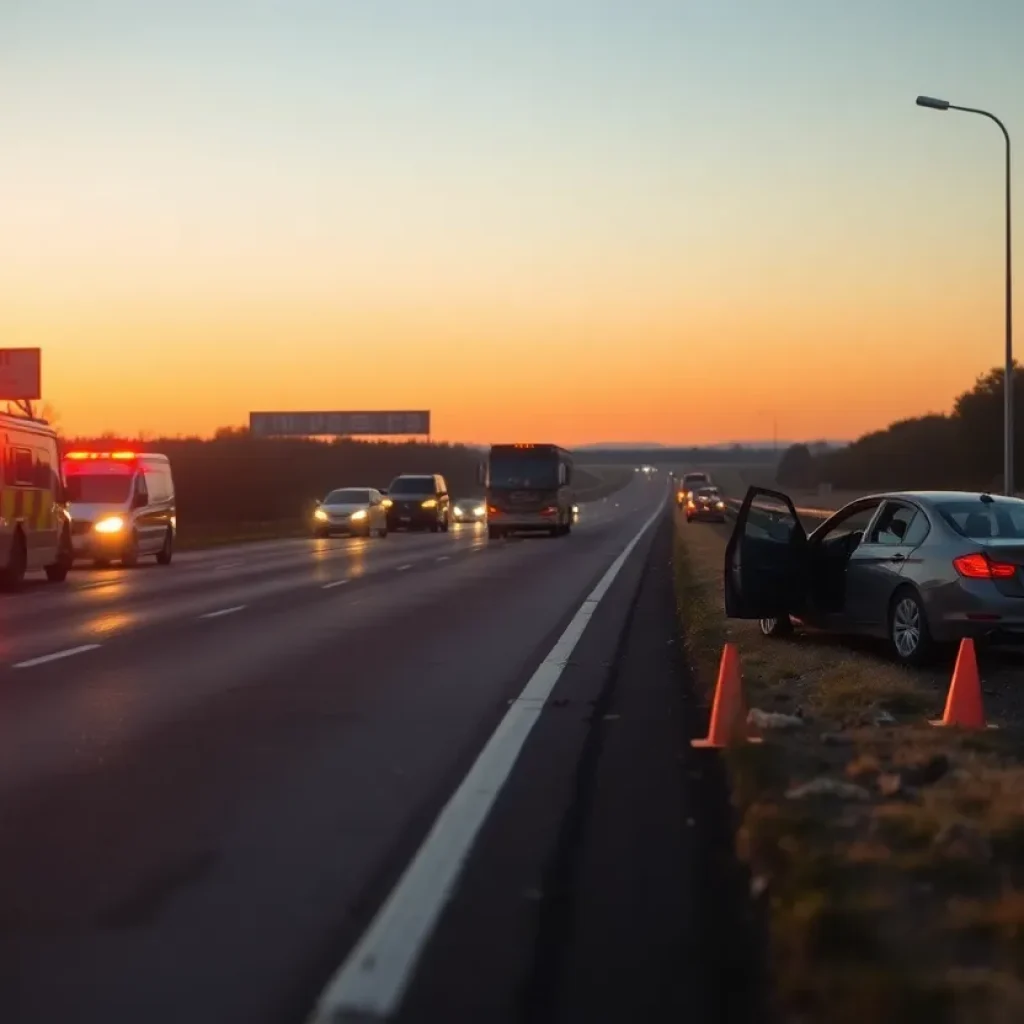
0;349;41;401
249;410;431;437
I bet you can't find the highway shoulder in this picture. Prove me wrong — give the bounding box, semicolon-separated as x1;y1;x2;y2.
393;514;770;1023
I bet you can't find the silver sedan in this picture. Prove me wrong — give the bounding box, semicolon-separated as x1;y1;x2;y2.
313;487;388;538
725;487;1024;665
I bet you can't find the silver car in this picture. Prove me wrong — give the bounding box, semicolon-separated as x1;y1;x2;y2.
452;497;486;524
725;487;1024;665
313;487;388;538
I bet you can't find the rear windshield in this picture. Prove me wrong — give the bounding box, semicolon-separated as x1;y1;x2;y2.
65;473;132;504
389;476;435;494
683;474;709;484
696;487;720;498
936;500;1024;540
324;488;370;504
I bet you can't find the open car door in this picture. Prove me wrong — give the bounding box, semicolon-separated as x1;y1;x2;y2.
724;486;808;619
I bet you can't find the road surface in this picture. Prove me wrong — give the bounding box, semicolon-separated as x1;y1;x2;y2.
0;473;744;1024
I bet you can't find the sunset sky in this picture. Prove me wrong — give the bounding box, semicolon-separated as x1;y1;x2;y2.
2;0;1022;445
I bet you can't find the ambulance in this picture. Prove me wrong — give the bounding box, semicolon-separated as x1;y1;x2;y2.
0;411;72;586
63;450;176;567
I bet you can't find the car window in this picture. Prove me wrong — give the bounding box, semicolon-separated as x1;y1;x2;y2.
817;502;880;543
325;488;370;504
744;492;800;545
869;502;919;546
389;477;435;494
903;511;931;547
936;499;1024;540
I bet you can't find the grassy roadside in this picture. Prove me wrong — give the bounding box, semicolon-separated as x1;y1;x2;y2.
176;520;308;551
574;465;634;502
674;514;1024;1023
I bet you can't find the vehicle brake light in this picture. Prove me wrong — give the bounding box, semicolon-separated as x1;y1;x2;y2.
488;506;500;516
541;505;557;516
953;553;1017;579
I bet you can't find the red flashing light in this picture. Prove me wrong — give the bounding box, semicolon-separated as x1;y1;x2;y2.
64;450;139;462
953;553;1017;580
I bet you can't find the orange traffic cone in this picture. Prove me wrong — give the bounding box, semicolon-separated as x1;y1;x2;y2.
692;642;762;748
930;638;994;729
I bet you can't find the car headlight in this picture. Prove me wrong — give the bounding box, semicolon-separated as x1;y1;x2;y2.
381;498;392;508
474;506;485;516
421;498;437;508
314;508;328;521
95;516;125;534
716;501;726;509
454;507;463;516
350;509;367;520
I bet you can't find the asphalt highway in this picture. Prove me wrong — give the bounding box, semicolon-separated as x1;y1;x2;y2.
0;474;674;1024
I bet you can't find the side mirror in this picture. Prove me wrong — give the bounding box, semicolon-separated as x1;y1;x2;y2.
379;488;388;496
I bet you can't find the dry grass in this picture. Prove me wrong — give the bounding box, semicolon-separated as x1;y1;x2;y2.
675;515;1024;1024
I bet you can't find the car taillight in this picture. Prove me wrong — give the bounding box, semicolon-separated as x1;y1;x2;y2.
541;505;557;516
953;553;1017;579
488;506;500;516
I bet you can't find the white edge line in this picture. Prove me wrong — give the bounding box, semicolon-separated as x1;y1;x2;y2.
14;644;102;669
322;579;350;589
396;564;413;572
305;492;667;1023
435;555;450;562
198;605;246;619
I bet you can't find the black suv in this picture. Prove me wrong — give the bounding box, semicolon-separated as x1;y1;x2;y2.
385;474;451;532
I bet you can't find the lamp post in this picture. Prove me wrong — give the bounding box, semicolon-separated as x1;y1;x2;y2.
916;94;1014;494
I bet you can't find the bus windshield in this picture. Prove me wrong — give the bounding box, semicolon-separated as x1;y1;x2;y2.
489;455;560;489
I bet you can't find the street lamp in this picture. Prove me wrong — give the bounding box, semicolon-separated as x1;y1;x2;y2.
916;94;1014;494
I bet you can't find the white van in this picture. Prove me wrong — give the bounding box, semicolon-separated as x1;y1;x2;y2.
0;412;72;586
63;450;176;567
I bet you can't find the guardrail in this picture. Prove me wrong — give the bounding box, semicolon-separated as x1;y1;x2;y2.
722;497;835;521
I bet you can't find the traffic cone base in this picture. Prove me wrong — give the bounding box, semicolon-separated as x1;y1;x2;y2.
692;641;761;748
930;637;996;729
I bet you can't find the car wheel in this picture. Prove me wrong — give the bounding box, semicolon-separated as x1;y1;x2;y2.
121;531;140;568
45;528;74;582
759;616;793;638
889;587;935;666
156;527;174;565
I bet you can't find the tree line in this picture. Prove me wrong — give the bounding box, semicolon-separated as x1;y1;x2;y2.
776;364;1023;492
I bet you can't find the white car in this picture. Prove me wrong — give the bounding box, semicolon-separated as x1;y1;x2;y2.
313;487;388;538
452;498;487;524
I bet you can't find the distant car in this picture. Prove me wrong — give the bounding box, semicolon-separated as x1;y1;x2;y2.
313;487;388;538
685;486;727;523
385;474;451;532
453;497;486;524
572;502;580;522
680;471;711;501
726;486;1024;666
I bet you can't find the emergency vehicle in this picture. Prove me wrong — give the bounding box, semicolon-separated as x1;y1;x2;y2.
0;412;72;586
63;450;176;567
